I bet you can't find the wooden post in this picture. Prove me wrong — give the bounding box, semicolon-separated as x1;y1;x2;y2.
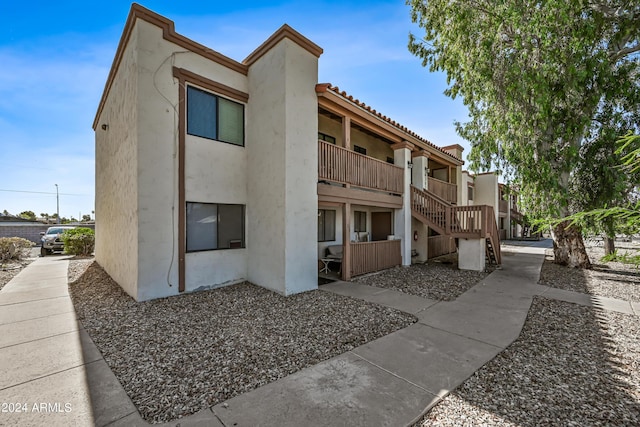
481;206;487;237
342;202;351;281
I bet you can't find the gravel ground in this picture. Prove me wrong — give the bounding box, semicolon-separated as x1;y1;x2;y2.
69;261;416;424
540;246;640;302
353;256;490;301
419;297;640;426
68;256;95;283
0;248;38;291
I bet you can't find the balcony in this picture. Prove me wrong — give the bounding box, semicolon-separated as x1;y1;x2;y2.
427;177;457;204
499;199;508;213
318;140;404;194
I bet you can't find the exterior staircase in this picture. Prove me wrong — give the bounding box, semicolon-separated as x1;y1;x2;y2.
410;185;502;265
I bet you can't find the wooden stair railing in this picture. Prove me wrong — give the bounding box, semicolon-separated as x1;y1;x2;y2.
483;205;502;265
410;185;450;235
411;185;502;265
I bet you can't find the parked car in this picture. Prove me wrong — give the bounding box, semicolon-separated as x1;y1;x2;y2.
40;226;76;256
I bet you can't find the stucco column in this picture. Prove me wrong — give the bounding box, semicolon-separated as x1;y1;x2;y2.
342;116;351;150
391;141;414;266
411;151;429;191
246;35;321;296
458;238;486;271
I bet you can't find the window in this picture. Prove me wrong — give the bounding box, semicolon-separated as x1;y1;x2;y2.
354;145;367;155
500;217;505;230
386;156;394;164
318;132;336;144
318;209;336;242
354;211;367;232
186;202;245;252
187;86;244;146
468;186;474;201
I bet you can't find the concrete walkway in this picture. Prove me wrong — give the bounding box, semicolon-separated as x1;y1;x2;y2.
0;256;137;427
0;242;637;426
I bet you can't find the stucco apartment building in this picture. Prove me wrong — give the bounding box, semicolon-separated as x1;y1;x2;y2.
94;4;501;301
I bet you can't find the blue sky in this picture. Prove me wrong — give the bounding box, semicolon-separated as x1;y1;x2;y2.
0;0;470;219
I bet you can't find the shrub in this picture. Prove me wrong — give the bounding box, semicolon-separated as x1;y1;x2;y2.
61;228;95;256
0;237;33;263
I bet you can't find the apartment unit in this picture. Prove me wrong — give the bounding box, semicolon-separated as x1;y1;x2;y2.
94;5;501;301
461;171;525;240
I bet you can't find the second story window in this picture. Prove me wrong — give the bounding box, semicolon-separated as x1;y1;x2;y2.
468;185;474;201
354;145;367;155
187;86;244;146
318;133;336;144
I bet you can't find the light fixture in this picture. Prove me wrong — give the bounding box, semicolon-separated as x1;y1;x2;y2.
101;124;109;130
407;161;413;169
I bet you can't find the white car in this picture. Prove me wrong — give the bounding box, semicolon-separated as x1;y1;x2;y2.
40;226;76;256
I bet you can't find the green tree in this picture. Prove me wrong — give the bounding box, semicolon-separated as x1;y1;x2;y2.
408;0;640;267
567;134;640;234
81;214;91;222
571;129;640;255
19;210;36;221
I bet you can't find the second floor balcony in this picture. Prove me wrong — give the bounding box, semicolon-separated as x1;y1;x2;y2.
318;140;404;194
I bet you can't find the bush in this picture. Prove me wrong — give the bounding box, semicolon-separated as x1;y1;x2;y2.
0;237;33;263
61;228;95;256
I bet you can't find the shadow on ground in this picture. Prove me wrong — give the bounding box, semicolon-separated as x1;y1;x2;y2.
419;252;640;426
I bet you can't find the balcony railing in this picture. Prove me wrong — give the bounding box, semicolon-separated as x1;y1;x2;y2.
427;177;457;204
350;239;402;277
318;140;404;194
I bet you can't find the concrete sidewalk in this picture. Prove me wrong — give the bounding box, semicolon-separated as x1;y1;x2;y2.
0;256;137;427
208;243;551;426
1;242;636;426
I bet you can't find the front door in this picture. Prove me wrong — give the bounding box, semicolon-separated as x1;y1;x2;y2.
371;212;392;241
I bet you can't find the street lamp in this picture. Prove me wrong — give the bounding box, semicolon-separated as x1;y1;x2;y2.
55;184;60;224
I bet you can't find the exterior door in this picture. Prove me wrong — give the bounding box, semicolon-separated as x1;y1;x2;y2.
371;212;392;241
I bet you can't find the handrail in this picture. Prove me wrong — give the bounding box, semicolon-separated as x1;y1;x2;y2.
427;177;457;204
484;205;502;264
318;140;404;194
411;185;450;234
411;185;502;264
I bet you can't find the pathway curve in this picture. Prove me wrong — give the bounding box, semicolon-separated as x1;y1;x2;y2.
0;243;636;427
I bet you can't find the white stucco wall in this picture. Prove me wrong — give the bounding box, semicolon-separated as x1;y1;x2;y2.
458;238;485;271
95;25;139;300
460;171;475;206
247;38;318;295
411;217;429;263
393;146;412;266
474;173;499;224
134;20;249;300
